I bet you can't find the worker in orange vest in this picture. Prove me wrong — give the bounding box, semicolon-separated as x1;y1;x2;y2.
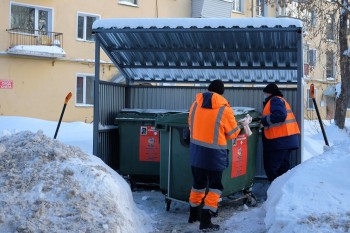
187;79;250;231
261;83;300;182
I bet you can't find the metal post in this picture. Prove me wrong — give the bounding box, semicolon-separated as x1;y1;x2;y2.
54;92;72;139
310;84;329;146
93;38;101;156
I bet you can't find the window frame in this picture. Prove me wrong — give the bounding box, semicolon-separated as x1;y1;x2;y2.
76;12;100;42
308;48;317;67
256;0;266;17
325;14;335;41
232;0;243;13
276;2;287;17
306;88;317;110
118;0;138;7
76;74;94;106
326;52;335;81
10;2;53;35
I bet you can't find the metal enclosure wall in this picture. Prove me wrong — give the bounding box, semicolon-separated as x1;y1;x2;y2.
97;84;299;179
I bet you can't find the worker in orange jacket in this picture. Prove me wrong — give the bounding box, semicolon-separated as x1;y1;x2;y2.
187;79;250;231
260;83;300;182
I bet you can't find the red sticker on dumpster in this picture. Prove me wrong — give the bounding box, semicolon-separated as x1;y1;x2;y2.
231;134;248;178
139;126;160;162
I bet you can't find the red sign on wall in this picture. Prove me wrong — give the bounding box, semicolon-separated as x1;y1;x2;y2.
139;126;160;162
0;80;13;89
231;134;248;178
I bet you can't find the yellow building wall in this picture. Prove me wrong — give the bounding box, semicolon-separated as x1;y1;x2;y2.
231;1;276;18
0;0;191;122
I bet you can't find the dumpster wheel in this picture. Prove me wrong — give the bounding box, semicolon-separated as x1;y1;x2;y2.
243;191;257;207
165;198;172;211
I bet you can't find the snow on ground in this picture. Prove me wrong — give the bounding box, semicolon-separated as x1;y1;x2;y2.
0;128;152;233
0;116;350;233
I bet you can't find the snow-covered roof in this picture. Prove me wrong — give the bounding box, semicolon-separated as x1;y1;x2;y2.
93;17;303;30
92;17;303;84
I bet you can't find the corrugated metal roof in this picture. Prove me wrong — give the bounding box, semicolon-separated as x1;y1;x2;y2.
92;18;303;84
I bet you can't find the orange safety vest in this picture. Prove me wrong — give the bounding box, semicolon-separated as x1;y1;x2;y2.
189;93;240;149
262;96;300;139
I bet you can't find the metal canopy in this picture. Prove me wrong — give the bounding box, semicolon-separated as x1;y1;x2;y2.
92;18;303;84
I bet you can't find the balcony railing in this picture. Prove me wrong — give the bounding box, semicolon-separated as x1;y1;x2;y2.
7;28;63;48
6;28;65;58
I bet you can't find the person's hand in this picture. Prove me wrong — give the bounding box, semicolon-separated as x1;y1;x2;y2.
238;114;252;126
243;125;252;136
238;114;253;136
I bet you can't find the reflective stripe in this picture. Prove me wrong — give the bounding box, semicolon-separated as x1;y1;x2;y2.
262;96;300;139
264;119;297;129
208;188;222;195
226;126;240;136
190;103;198;134
191;187;206;193
190;138;228;149
189;187;206;207
213;106;225;144
203;189;222;211
266;114;273;125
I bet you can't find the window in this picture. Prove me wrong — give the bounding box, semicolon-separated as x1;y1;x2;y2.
77;13;99;41
76;75;94;105
232;0;243;12
326;52;335;80
11;3;52;34
277;3;287;17
308;49;317;67
326;14;335;40
119;0;138;5
256;0;265;17
303;44;309;64
310;10;317;27
307;88;316;110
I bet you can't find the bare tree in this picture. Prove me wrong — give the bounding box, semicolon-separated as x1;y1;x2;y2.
266;0;350;128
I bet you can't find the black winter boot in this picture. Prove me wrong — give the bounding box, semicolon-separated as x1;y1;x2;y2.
188;206;201;223
199;209;220;232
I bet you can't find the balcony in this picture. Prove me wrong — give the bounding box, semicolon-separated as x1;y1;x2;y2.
6;28;66;58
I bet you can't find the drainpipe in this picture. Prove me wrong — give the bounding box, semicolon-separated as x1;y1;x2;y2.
251;0;254;17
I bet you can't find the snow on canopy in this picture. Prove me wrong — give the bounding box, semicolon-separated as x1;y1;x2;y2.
93;17;303;30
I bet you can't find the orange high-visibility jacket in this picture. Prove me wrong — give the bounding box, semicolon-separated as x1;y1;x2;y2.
188;92;241;170
189;92;240;148
262;96;300;139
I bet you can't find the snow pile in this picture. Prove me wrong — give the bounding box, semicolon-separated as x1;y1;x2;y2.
0;130;152;233
264;138;350;233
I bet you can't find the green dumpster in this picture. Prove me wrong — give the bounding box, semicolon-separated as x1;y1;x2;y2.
115;108;186;188
155;107;261;210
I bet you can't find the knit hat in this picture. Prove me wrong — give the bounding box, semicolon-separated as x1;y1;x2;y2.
208;79;224;95
263;83;280;95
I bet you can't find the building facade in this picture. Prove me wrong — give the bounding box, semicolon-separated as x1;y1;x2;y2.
1;0;348;122
0;0;191;122
277;1;350;120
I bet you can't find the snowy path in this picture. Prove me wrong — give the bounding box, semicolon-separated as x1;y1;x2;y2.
133;183;269;233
